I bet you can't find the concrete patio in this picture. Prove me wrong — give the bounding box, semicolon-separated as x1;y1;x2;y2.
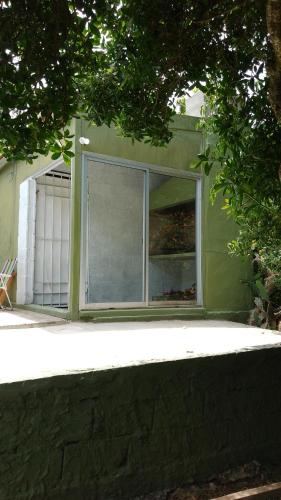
1;315;281;499
0;308;66;330
0;317;280;383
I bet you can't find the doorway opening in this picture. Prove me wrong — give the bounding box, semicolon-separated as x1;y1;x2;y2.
17;163;71;310
33;168;71;308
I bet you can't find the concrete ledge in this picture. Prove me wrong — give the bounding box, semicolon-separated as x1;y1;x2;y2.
12;305;251;324
0;309;67;330
79;306;207;323
1;336;281;499
79;308;250;324
206;310;250;324
0;319;280;384
15;303;70;320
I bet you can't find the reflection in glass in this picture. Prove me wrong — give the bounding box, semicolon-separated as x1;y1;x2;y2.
84;161;198;306
86;161;144;303
149;173;196;302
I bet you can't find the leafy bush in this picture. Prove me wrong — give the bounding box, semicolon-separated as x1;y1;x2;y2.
196;77;281;328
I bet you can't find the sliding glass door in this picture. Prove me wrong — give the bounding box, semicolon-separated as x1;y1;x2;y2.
86;160;145;305
81;157;200;308
149;173;196;304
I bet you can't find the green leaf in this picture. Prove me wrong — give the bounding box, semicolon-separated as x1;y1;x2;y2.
51;152;61;160
64;150;75;158
203;162;213;175
62;153;72;166
190;159;201;169
255;280;269;301
64;140;73;151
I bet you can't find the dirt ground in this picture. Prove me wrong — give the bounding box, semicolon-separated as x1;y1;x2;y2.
135;461;281;499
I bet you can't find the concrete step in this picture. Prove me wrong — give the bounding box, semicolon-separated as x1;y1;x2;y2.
0;309;66;330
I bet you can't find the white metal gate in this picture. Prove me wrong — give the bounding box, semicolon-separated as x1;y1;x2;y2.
33;172;71;307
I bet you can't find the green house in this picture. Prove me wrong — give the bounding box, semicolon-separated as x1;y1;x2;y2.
0;116;251;322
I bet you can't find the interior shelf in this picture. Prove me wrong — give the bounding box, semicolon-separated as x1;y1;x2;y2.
149;252;196;260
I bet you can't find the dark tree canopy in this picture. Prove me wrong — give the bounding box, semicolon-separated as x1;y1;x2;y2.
0;0;280;160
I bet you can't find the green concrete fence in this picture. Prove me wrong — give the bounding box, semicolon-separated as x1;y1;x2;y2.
1;345;281;499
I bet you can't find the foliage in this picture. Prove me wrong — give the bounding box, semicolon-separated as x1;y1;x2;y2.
244;255;281;329
195;76;281;326
0;0;272;161
1;0;281;322
198;82;281;249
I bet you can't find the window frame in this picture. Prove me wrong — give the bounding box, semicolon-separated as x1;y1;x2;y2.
80;152;202;310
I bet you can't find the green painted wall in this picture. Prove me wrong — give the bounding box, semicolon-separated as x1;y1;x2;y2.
0;115;251;316
80;115;202;172
77;116;251;315
1;346;281;498
0;155;53;261
202;151;252;312
0;153;60;301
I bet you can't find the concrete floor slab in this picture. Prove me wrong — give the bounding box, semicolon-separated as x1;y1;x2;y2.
0;308;66;329
0;319;281;384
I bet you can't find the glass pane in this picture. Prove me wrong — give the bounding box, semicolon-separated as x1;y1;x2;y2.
149;173;196;302
86;161;144;303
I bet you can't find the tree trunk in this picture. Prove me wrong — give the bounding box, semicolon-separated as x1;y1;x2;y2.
267;0;281;121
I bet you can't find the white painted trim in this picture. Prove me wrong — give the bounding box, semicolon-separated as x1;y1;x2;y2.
17;158;70;307
31;159;65;179
16;178;36;304
1;157;64;175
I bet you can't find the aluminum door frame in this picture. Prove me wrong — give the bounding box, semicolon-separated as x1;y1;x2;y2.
79;152;202;310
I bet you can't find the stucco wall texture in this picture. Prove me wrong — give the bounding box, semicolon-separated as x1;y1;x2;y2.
77;115;252;314
1;347;281;499
0;115;251;315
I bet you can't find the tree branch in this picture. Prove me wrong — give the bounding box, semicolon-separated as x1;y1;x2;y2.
266;0;281;121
